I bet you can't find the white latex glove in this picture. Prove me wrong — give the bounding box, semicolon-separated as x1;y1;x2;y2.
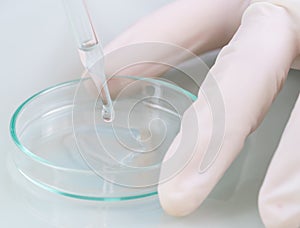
104;0;300;227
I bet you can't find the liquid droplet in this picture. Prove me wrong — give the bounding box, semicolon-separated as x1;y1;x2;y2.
102;106;115;122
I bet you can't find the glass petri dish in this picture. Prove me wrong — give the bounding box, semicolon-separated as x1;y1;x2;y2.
10;76;196;201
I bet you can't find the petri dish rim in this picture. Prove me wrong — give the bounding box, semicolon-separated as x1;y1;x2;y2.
9;75;197;201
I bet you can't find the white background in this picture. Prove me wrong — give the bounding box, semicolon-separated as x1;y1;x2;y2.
1;0;300;227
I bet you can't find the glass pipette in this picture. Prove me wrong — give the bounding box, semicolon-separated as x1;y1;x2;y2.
63;0;114;122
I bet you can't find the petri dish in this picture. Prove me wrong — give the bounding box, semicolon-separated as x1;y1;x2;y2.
10;75;196;201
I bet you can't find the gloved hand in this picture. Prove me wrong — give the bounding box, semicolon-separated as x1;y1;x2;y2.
104;0;300;227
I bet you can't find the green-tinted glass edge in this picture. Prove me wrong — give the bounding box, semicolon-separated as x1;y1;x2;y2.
19;168;158;201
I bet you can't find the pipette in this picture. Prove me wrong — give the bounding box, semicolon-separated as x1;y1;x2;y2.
62;0;115;122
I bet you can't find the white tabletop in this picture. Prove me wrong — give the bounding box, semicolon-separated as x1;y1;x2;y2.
1;1;299;227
